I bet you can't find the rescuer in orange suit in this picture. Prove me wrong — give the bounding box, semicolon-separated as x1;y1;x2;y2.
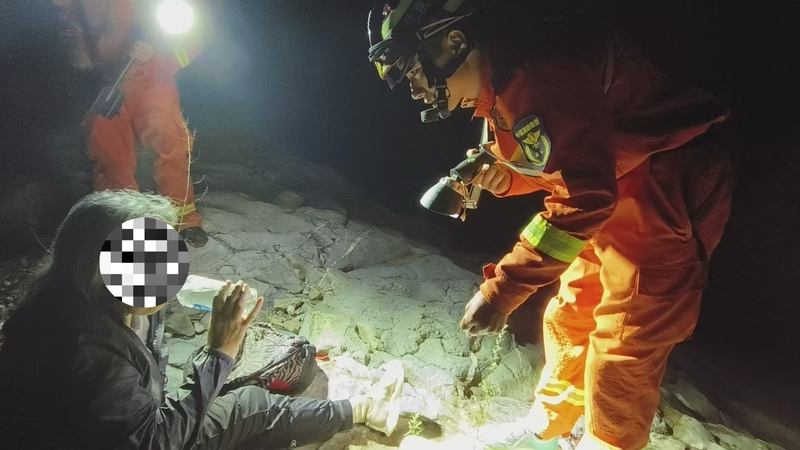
55;0;208;247
368;1;733;449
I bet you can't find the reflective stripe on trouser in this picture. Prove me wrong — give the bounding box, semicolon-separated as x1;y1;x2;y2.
529;139;732;449
88;65;202;229
174;201;201;230
528;251;600;441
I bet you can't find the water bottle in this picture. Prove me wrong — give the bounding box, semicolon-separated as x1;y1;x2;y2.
177;275;259;317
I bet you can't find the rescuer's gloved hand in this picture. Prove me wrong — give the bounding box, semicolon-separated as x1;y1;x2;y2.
130;40;154;64
460;291;508;336
72;49;94;71
467;149;511;196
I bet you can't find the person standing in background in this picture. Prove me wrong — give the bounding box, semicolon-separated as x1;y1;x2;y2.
55;0;208;247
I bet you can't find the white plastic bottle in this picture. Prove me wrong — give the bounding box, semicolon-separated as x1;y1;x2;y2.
176;275;259;317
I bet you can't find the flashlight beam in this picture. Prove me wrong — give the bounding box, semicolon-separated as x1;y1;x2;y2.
156;0;195;35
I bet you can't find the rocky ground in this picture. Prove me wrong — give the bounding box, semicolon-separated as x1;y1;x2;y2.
160;188;792;450
0;156;796;449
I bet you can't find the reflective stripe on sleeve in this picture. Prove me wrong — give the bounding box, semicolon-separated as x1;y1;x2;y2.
521;214;585;263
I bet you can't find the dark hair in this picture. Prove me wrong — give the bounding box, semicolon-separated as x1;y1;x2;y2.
2;191;177;343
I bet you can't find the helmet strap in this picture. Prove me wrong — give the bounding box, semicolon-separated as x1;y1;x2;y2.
417;37;474;123
421;78;451;123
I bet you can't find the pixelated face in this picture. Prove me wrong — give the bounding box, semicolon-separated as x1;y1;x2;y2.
99;217;190;308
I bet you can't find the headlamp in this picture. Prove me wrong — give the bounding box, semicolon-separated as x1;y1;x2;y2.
156;0;195;35
367;1;475;121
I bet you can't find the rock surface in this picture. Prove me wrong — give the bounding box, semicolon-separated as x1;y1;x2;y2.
165;311;195;338
273;190;306;210
672;415;714;449
161;191;786;449
185;191;539;432
0;186;791;449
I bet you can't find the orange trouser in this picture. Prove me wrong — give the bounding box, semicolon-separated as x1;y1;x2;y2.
529;137;732;449
87;60;201;229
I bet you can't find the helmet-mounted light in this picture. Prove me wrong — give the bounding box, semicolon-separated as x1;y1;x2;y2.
368;1;472;89
156;0;195;35
368;0;474;122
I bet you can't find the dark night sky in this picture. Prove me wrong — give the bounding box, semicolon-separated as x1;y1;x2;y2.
2;1;799;377
178;1;484;211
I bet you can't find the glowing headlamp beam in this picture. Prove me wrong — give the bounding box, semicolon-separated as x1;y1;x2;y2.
156;0;195;35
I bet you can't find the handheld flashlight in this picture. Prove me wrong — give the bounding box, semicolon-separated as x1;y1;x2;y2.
419;149;496;221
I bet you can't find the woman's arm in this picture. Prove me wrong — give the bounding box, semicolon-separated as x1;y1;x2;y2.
73;339;233;449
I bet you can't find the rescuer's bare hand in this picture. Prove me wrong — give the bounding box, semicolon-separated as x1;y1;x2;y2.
207;281;264;360
460;291;508;336
130;41;154;63
467;149;511;196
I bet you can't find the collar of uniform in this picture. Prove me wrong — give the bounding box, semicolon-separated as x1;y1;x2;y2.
471;53;495;119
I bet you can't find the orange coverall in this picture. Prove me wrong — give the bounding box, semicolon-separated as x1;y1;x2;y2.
56;0;202;228
475;43;732;449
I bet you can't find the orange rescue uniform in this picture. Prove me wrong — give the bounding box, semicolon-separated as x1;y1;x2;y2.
56;0;202;228
474;42;732;449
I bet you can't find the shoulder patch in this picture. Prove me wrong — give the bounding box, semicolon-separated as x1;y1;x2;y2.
512;114;551;170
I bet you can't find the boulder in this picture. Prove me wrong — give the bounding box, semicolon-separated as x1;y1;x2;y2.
300;304;363;356
704;424;772;450
410;339;472;381
273;190;305;210
166;312;195;338
672;415;714;449
671;380;723;423
659;392;685;430
651;409;670;435
645;433;691;450
479;345;542;400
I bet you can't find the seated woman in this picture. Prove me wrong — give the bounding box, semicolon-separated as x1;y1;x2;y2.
0;190;402;449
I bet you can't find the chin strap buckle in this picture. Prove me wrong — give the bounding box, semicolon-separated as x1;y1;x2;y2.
420;78;451;123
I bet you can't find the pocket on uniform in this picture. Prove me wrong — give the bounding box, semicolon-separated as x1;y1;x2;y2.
636;259;709;297
622;259;710;345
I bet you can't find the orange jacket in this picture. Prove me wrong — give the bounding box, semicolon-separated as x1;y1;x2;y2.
475;43;728;316
54;0;200;78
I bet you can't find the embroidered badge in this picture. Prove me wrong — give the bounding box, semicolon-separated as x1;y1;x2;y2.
512;114;551;170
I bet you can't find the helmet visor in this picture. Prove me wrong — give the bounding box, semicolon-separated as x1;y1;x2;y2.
369;40;418;89
374;55;416;89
